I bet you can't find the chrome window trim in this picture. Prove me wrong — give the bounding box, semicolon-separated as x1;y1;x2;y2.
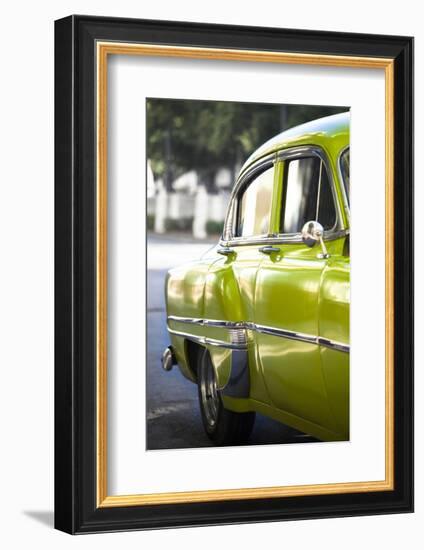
222;145;346;244
167;315;349;353
235;153;276;190
233;159;276;240
220;228;349;248
337;145;351;225
275;146;343;236
222;153;277;242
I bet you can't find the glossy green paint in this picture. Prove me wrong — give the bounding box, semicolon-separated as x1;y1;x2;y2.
252;239;349;439
164;112;350;441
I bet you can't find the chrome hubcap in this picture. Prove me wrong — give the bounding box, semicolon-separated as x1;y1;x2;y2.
200;354;219;427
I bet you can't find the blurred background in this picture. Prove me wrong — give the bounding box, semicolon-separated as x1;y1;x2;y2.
147;98;346;240
146;99;347;450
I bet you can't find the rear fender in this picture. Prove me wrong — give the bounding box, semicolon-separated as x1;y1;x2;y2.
166;252;251;398
203;257;248;394
165;258;211;382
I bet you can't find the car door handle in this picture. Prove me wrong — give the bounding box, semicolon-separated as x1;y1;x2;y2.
217;246;234;256
259;245;280;255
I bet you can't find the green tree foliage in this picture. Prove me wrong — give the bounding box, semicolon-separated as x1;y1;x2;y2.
147;98;347;191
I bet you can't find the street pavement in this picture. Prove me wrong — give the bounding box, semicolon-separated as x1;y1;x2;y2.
146;233;316;450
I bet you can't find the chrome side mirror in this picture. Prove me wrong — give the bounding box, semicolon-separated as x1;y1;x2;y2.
301;221;330;259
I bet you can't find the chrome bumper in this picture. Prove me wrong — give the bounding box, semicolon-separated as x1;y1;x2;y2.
161;346;177;372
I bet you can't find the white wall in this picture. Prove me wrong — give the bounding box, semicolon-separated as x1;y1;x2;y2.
0;0;420;547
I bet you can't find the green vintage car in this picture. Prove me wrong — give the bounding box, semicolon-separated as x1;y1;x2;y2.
162;112;350;445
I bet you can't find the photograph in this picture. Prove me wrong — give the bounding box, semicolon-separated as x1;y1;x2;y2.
53;14;413;533
146;98;350;450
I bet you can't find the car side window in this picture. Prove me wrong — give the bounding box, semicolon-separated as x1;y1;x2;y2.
280;156;337;234
236;166;274;237
340;148;350;205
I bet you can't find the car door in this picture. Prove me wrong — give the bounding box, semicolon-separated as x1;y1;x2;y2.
208;161;278;403
254;151;344;437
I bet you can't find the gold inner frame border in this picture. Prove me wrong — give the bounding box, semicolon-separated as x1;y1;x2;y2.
96;41;394;508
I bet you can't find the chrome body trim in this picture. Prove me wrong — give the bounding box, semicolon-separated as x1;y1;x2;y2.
259;245;280;254
217;246;234;256
167;328;247;351
167;316;349;353
161;346;176;372
221;350;250;397
167;315;204;325
254;323;317;345
167;315;244;328
317;337;350;354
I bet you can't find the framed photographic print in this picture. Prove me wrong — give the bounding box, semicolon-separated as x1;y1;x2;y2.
54;15;414;534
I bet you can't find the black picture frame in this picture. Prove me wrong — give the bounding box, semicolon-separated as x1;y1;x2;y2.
55;15;414;534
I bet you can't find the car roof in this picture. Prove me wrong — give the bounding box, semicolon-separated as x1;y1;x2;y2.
239;111;350;176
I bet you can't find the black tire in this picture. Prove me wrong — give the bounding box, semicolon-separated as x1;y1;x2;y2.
197;348;255;446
